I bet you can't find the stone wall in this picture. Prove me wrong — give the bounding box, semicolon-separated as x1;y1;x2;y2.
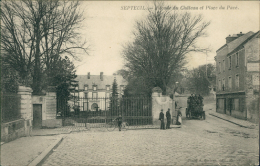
32;89;61;128
1;86;33;143
245;72;259;123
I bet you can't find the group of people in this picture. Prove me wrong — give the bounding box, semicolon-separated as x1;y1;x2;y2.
188;94;204;107
159;108;182;130
159;108;171;129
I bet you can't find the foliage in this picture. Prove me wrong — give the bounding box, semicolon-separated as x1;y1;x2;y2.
54;56;77;116
1;0;88;94
122;1;210;95
1;63;20;93
111;78;119;98
109;79;120;115
187;64;216;95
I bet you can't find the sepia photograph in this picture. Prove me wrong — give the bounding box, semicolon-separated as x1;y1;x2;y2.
1;0;259;165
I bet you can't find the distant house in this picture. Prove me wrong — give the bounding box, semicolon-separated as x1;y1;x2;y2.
215;31;259;123
70;72;127;111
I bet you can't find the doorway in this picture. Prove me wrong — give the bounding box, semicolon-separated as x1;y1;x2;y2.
33;104;42;128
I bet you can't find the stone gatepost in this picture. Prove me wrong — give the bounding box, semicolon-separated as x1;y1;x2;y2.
17;86;33;136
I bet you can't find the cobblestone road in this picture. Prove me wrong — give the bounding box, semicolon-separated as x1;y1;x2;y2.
43;103;258;166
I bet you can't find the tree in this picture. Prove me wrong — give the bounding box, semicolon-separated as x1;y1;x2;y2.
109;78;119;115
1;0;88;94
54;56;77;116
187;64;216;95
122;1;210;95
117;69;153;97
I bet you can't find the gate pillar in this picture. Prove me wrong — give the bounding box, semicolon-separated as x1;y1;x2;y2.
151;87;173;126
18;86;33;136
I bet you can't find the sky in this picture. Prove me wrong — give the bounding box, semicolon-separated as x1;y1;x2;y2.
74;1;259;76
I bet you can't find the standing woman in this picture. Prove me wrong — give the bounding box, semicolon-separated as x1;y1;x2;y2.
176;108;182;126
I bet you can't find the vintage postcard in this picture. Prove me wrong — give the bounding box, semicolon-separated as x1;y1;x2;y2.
1;1;259;165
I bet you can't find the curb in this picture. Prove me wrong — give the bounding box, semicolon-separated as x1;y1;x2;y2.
28;136;64;166
209;113;256;129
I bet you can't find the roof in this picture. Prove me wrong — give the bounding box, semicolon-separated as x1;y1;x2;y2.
216;31;255;53
216;44;227;52
74;74;127;90
227;31;260;56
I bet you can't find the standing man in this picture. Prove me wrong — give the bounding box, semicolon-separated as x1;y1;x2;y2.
159;109;165;130
166;108;171;129
115;115;122;131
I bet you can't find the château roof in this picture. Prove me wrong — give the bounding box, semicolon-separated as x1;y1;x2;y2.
74;74;127;90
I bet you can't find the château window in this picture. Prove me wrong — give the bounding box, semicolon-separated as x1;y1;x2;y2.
92;92;97;99
93;86;97;91
84;92;88;98
106;93;110;98
106;85;110;91
84;85;88;91
75;86;78;90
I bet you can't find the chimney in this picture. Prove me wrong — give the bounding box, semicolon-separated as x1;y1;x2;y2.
113;73;116;79
225;34;238;44
88;72;90;79
100;72;103;81
237;32;244;37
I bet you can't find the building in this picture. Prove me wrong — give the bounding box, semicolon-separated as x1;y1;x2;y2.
70;72;127;111
215;31;259;123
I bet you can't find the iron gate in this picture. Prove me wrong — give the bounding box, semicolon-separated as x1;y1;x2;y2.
58;96;152;128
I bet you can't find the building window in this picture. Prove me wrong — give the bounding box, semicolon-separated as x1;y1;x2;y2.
223;60;225;72
84;92;88;98
93;86;97;91
236;52;239;67
228;76;232;90
218;80;221;91
222;78;225;91
92;92;97;99
218;62;221;73
84;85;88;91
106;85;110;91
228;56;231;69
252;74;259;85
235;75;239;88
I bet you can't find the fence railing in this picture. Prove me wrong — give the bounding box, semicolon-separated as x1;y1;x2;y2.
2;93;21;123
58;96;152;126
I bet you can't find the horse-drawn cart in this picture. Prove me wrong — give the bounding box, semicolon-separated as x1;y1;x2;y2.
185;95;205;120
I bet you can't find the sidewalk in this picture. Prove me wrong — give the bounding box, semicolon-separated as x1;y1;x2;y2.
209;111;258;129
1;135;63;166
0;126;87;166
206;103;258;129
